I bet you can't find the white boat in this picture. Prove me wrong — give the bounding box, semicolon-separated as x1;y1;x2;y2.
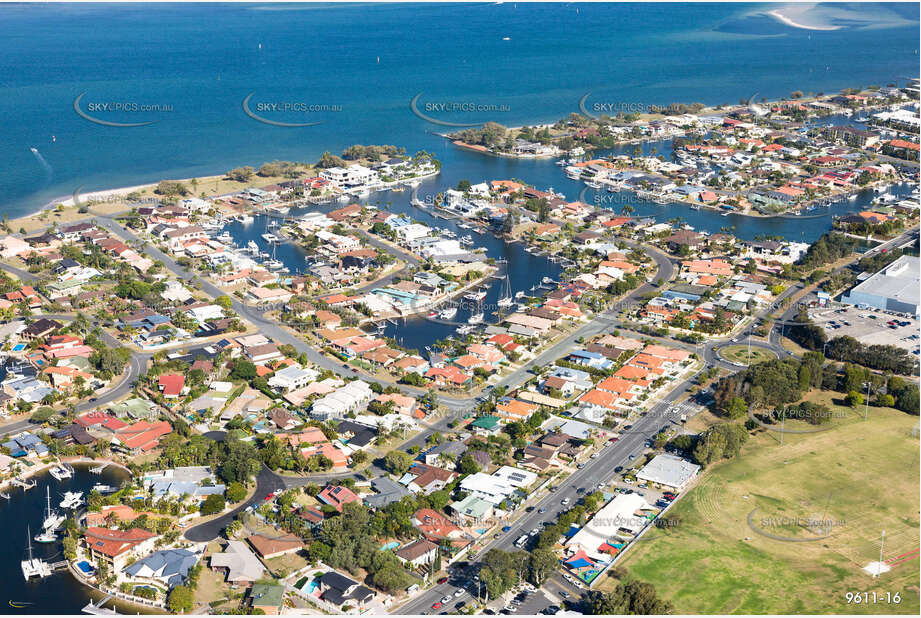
541;276;556;285
237;214;254;224
439;307;458;320
464;289;486;302
22;526;51;580
514;291;526;300
60;491;83;509
585;180;602;189
48;463;73;481
41;487;65;531
0;491;9;499
565;166;582;179
456;324;475;335
496;272;514;307
411;197;426;208
261;233;281;243
34;529;57;543
246;240;259;254
92;483;117;494
467;311;485;324
460;235;474;245
217;231;233;243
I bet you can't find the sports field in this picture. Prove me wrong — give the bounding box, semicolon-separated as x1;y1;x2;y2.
614;393;920;614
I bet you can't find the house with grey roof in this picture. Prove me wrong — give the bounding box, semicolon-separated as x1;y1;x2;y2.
364;477;411;509
123;547;202;588
210;540;266;585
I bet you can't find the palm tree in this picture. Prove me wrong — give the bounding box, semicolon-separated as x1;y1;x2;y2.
621;204;634;217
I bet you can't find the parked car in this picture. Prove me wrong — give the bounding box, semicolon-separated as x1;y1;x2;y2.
437;577;448;584
432;602;442;610
454;589;465;597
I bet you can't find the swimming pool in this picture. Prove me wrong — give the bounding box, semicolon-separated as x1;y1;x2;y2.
12;343;26;352
76;560;95;574
380;541;400;552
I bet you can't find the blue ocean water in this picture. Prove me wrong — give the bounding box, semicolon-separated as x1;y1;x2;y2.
0;2;917;220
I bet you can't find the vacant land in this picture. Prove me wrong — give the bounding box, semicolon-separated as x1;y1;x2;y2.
615;396;920;614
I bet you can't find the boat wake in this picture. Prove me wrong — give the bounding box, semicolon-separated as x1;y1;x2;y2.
30;147;53;179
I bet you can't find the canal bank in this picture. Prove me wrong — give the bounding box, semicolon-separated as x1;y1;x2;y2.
2;463;133;615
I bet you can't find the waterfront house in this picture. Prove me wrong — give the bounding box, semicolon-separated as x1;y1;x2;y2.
82;527;157;571
124;547;202;589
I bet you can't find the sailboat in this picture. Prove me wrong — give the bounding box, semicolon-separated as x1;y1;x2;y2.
40;486;65;533
467;297;485;324
21;526;51;580
496;271;514;308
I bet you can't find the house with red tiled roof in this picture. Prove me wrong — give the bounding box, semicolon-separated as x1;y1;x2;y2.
113;421;173;453
412;508;471;549
82;526;157;570
425;366;471;387
158;374;185;399
317;484;359;512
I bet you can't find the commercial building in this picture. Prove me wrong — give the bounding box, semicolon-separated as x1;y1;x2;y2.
635;454;701;492
841;255;919;315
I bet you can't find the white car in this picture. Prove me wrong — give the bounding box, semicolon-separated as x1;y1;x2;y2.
591;452;600;459
454;589;465;597
561;497;570;505
441;596;451;604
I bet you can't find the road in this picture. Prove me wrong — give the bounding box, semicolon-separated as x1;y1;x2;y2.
394;369;701;615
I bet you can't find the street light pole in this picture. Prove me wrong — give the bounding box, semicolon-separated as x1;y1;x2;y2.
864;380;871;421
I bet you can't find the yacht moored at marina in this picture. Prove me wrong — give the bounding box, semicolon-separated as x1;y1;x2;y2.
439;307;458;320
40;487;65;532
48;463;73;481
463;289;487;302
60;491;84;510
21;526;51;580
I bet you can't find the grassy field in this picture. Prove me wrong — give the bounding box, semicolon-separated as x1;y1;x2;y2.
613;393;920;614
719;345;778;366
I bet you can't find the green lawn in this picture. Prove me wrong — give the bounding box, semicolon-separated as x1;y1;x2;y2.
719;345;778;366
612;399;920;614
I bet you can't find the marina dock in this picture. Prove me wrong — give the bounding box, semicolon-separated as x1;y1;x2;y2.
82;596;119;615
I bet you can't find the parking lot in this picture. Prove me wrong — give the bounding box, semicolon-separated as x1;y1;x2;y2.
809;305;920;353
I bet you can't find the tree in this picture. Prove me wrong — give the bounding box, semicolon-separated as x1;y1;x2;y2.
229;360;258;381
583;580;672;615
200;494;226;515
225;482;247;502
457;454;481;475
845;390;864;408
382;450;413;476
167;585;193;613
214;295;233;310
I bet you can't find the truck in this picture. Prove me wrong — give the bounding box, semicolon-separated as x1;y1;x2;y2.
680;414;687;423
